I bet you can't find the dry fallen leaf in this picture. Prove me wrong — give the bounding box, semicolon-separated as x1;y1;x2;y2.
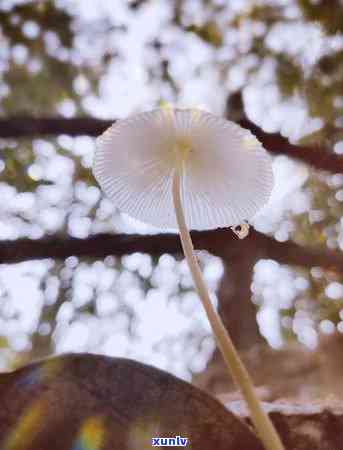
0;353;262;450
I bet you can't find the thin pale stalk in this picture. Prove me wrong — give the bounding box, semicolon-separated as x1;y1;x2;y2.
172;171;284;450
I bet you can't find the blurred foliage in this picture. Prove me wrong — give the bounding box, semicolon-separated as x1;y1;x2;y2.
186;21;223;47
276;54;304;97
298;0;343;35
224;0;343;335
0;1;80;115
0;0;343;363
2;59;79;116
226;1;343;155
1;144;38;191
0;1;73;46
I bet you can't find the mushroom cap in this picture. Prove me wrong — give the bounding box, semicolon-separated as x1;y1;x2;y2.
93;109;273;230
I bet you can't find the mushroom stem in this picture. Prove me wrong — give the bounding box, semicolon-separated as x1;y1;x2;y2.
172;171;284;450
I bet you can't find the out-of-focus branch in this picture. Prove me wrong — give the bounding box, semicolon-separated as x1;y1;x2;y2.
0;116;342;173
239;118;342;173
0;117;112;138
1;229;343;272
227;92;342;173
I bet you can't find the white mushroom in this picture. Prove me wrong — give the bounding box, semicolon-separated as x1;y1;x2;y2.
94;108;273;230
93;108;283;450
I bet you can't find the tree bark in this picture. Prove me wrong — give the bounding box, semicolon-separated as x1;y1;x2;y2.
218;260;263;351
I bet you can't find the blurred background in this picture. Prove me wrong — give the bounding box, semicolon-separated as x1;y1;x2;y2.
0;0;342;402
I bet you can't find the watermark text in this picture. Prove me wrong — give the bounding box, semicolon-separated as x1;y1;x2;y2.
152;436;188;447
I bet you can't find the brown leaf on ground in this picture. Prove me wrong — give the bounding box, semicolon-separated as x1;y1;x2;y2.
0;353;262;450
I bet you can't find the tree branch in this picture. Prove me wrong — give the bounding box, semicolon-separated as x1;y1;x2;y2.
239;118;342;174
1;229;342;272
0;117;111;138
0;116;342;173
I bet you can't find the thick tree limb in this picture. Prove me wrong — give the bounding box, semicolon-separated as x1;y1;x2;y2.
0;116;342;173
1;229;342;272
